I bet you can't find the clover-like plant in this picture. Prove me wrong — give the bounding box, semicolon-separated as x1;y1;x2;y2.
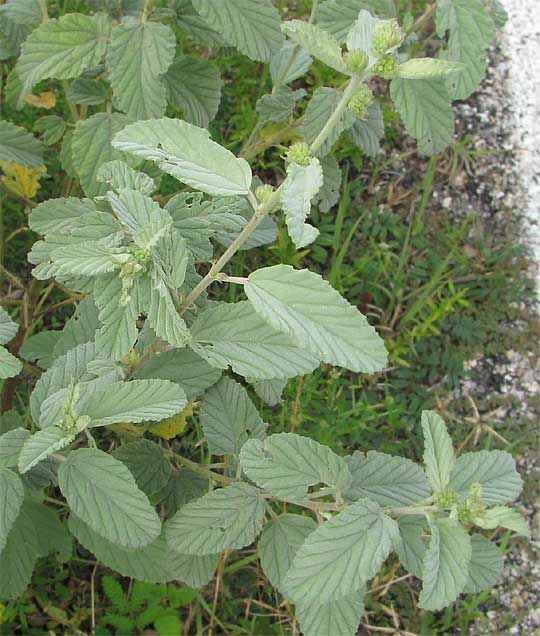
0;0;526;633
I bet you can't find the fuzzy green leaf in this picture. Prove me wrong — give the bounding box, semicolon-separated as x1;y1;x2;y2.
0;347;22;379
269;41;312;86
394;515;428;578
472;506;530;538
0;468;24;551
18;426;75;474
297;592;365;636
347;101;385;157
421;410;454;493
113;440;172;497
0;120;44;166
0;428;30;468
281;20;347;74
397;58;464;79
464;534;504;594
282;158;323;248
0;307;18;345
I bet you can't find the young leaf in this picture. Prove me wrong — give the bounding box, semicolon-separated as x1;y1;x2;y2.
281;20;347;74
112;440;172;497
145;279;191;348
0;120;44;166
315;155;342;212
165;482;266;554
259;514;317;591
418;517;472;611
397;58;464;79
283;499;398;604
302;87;356;156
164;55;223;128
18;426;75;474
421;410;455;493
240;432;352;500
345;9;380;54
79;379;187;427
191;0;284;63
269;41;312;86
472;506;530;538
107;18;176;120
200;377;266;456
0;428;30;468
448;450;523;504
316;0;396;43
464;534;504;594
97;160;156;196
0;468;24;551
245;265;388;373
344;451;431;507
296;592;365;636
29;197;97;235
58;448;162;548
191;301;320;380
282;158;323;248
390;77;454;155
15;13;111;105
113;117;252;196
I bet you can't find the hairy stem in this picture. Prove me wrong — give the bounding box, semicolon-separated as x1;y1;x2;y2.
167;450;235;485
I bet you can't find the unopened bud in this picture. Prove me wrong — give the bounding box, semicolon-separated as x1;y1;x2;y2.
348;85;373;119
255;184;274;203
373;55;399;80
286;141;311;166
343;50;369;75
372;19;404;55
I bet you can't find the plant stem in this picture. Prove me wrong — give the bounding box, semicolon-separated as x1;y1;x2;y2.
167;450;235;485
408;2;436;36
38;0;48;21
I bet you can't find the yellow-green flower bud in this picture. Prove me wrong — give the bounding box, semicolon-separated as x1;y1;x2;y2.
286;141;311;166
372;19;404;55
373;55;399;80
436;488;458;509
343;50;369;75
347;85;373;119
255;184;274;203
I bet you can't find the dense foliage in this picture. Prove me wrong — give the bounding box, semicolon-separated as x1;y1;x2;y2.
0;0;529;634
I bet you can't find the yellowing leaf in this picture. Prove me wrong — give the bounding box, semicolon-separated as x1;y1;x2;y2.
0;162;46;198
25;91;57;109
149;404;193;440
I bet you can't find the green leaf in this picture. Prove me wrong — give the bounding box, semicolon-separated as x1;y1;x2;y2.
316;0;396;43
18;426;75;474
173;0;225;48
165;482;265;555
397;58;463;79
72;112;130;197
421;410;454;493
259;514;317;591
344;451;431;507
113;440;172;497
145;279;191;348
347;101;385;157
20;331;62;369
315;155;342;213
302;87;356;157
15;13;111;105
29;197;97;235
78;379;187;427
345;9;380;54
394;515;428;578
160;468;209;517
66;77;109;105
240;432;351;500
69;515;218;587
297;592;365;636
283;498;398;604
97;160;156;196
135;348;221;401
390;77;454;155
0;307;18;345
0;120;44;166
464;534;504;594
448;450;523;505
418;517;471;611
191;0;284;63
245;265;388;373
165;55;223;128
107;18;176;120
0;468;24;551
58;448;162;548
34;115;66;146
281;20;347;74
472;506;530;538
200;377;266;456
282;158;323;248
250;378;287;406
26;500;72;562
113;117;252;196
256;87;305;125
0;346;22;379
269;41;312;86
0;428;30;468
48;241;128;278
191;301;320;380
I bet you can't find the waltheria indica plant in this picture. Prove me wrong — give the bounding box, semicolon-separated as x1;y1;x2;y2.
0;0;528;633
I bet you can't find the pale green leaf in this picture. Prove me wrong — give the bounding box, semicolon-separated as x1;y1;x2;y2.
0;410;24;435
397;57;464;79
29;197;97;235
48;241;127;277
464;534;504;594
347;100;385;158
97;160;156;196
34;115;66;146
0;428;30;468
440;48;486;102
20;331;62;369
78;379;187;427
240;432;351;500
145;279;191;348
256;87;305;125
472;506;530;538
113;117;252;196
191;301;320;380
107;18;175;120
26;500;72;562
390;77;454;155
315;155;342;212
316;0;396;43
269;41;312;86
72;112;130;197
0;307;18;345
165;482;265;554
259;514;316;591
281;20;347;74
344;451;431;507
173;0;225;47
58;448;162;548
0;346;22;379
421;410;454;493
245;265;388;373
283;499;398;604
297;592;365;636
66;77;109;105
18;426;75;474
200;377;266;456
113;440;172;497
15;13;111;105
165;55;223;128
282;158;323;248
250;378;287;406
448;450;523;505
0;468;24;551
394;515;428;578
418;517;471;611
0;120;44;166
192;0;284;63
345;9;380;54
